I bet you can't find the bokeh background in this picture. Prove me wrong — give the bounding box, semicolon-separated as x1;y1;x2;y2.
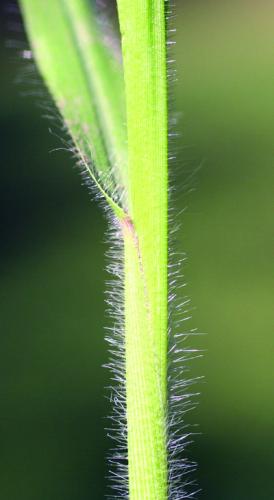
1;1;273;498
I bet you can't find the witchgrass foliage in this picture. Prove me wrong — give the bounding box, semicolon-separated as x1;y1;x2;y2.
19;0;193;498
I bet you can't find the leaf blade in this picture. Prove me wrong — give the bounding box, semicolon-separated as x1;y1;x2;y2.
19;0;127;207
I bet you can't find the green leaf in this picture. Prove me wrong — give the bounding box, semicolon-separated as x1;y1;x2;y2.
20;1;169;497
19;0;128;212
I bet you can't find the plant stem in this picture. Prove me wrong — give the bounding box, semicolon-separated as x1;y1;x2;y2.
19;0;169;496
117;1;168;498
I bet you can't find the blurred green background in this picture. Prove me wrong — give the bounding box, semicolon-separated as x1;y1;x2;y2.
1;1;273;498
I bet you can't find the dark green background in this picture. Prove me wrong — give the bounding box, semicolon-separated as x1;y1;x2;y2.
1;1;273;498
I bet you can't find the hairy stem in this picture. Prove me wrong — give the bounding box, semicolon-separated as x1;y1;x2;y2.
19;0;169;497
117;1;168;497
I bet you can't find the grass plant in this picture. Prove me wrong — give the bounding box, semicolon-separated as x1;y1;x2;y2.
19;1;188;498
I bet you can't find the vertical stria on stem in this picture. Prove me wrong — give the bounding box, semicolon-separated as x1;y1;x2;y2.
118;1;168;498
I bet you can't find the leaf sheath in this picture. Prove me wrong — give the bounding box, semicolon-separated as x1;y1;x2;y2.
118;0;168;497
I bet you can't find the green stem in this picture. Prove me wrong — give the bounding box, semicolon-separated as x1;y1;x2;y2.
19;0;169;496
117;1;168;498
